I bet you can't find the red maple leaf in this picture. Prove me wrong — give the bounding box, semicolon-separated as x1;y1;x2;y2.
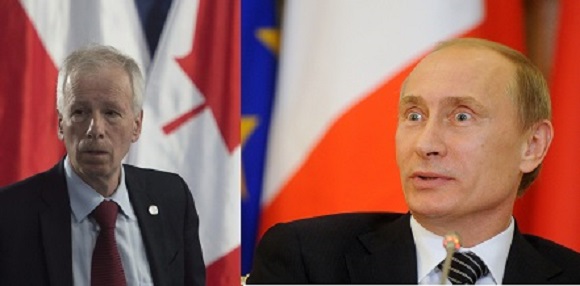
163;0;240;154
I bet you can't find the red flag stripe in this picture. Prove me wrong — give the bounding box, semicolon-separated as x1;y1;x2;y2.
206;246;240;286
517;0;580;251
0;0;64;187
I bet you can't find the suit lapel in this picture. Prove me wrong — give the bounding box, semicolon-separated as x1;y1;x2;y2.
39;161;73;286
124;166;175;286
345;214;417;284
502;225;562;283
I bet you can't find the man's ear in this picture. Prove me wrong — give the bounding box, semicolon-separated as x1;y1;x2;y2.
57;111;64;140
131;110;143;143
520;120;553;173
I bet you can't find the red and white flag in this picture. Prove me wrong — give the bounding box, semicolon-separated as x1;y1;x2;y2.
127;0;241;284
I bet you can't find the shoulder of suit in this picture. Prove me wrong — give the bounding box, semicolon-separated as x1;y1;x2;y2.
0;164;59;198
267;212;405;242
258;212;406;265
0;164;67;217
286;212;404;228
121;164;192;202
122;163;183;181
522;233;580;264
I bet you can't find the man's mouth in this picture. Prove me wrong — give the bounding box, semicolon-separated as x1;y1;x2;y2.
418;176;439;180
410;171;454;189
83;149;108;155
412;171;452;180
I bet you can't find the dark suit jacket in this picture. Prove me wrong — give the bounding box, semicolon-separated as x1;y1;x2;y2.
247;212;580;284
0;160;205;286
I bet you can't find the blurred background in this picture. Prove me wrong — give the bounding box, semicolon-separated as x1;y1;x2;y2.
0;0;239;285
1;0;578;280
242;0;580;276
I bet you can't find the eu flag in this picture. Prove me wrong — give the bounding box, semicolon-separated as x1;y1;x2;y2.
241;0;280;275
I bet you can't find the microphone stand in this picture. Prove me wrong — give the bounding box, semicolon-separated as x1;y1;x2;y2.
440;233;461;285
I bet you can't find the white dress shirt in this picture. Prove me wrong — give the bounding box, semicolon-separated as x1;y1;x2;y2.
410;215;514;285
65;157;153;285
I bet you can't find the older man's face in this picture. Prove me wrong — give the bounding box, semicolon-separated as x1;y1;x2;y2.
58;65;142;185
396;46;530;224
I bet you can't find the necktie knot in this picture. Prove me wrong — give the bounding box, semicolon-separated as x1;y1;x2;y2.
438;251;489;284
92;200;119;230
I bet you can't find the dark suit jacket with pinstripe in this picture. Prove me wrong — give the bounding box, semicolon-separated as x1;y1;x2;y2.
248;212;580;284
0;160;205;286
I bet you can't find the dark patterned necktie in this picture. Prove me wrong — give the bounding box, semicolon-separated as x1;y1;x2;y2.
438;251;489;284
91;200;126;286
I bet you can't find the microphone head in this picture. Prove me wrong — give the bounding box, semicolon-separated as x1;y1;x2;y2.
442;232;461;251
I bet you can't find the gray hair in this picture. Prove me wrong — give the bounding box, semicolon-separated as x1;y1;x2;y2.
56;45;144;116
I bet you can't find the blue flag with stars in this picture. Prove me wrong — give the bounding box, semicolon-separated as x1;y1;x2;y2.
241;0;279;275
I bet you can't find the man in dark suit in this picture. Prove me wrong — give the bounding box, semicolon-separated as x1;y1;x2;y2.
247;38;580;284
0;45;205;285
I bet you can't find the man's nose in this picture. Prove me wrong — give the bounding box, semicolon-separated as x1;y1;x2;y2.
415;120;447;158
86;114;105;139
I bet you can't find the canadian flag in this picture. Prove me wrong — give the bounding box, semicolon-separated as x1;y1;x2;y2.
127;0;241;284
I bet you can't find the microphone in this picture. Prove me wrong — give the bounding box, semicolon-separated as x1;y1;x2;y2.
440;232;461;285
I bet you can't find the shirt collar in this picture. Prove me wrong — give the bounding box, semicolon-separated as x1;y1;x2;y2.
410;215;514;284
411;216;448;282
65;156;135;223
468;218;514;284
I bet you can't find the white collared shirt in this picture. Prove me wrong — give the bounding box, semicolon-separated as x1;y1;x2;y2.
65;157;153;285
410;215;514;285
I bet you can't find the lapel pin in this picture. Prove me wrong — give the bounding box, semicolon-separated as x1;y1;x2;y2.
148;205;159;215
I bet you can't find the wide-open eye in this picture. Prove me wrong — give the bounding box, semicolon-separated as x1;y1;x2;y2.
454;112;472;122
407;112;423;122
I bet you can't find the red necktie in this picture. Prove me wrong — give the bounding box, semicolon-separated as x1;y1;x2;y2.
91;200;126;286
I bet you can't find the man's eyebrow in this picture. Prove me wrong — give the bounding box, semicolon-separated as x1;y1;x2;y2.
442;96;487;112
399;95;425;106
399;95;489;115
401;95;485;108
